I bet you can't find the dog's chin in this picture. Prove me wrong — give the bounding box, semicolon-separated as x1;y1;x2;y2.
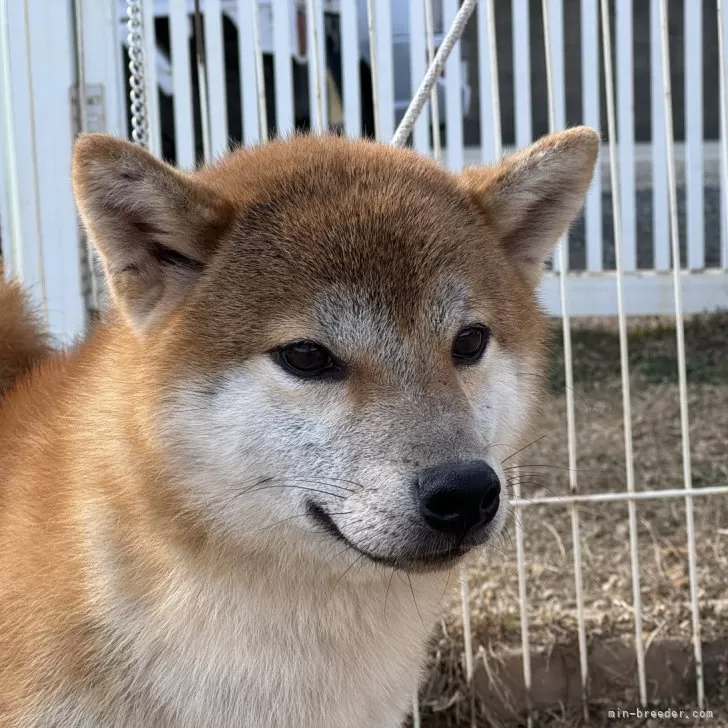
306;501;490;574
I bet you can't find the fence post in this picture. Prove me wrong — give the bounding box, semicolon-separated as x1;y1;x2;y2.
0;0;85;343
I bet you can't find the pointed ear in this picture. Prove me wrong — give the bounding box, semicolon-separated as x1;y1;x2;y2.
72;134;235;331
459;127;600;285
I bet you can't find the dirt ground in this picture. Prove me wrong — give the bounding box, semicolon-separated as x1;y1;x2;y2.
413;313;728;727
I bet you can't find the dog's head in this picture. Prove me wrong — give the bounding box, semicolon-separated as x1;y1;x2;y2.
73;131;598;573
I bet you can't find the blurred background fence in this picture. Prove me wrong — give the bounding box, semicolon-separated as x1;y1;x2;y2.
2;0;728;342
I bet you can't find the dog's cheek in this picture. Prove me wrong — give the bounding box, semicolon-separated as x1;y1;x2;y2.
156;364;356;529
465;343;538;463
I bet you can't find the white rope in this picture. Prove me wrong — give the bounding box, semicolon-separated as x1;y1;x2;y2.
391;0;477;148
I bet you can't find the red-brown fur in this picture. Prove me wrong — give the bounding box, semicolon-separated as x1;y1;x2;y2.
0;130;598;727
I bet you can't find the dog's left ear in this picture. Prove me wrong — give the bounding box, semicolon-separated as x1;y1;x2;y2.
72;133;235;332
459;126;600;286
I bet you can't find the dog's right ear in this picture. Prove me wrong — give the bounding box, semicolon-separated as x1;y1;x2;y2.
72;134;234;332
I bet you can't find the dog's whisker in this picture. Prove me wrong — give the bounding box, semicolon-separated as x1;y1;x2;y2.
406;573;427;632
500;434;548;464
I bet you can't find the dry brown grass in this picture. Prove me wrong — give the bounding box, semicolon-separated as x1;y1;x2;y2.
413;313;728;727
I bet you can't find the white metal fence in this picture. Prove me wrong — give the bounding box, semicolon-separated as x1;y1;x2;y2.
3;1;728;343
2;0;728;723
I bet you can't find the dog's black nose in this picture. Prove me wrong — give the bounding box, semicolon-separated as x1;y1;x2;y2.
416;460;500;535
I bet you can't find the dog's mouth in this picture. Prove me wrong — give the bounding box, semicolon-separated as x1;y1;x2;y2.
306;501;472;572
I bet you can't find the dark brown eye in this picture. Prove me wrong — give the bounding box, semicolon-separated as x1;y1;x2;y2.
452;325;489;364
275;341;342;379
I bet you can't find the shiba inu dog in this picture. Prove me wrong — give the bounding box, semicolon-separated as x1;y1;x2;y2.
0;128;598;727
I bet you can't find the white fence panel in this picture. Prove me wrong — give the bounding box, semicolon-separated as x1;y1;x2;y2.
651;0;669;270
616;0;636;271
273;0;294;135
512;0;531;148
477;0;501;164
0;0;85;342
685;0;704;270
170;0;196;166
443;0;463;171
720;0;728;268
340;0;361;138
307;0;326;132
581;0;602;271
373;0;394;141
4;0;728;338
141;0;163;156
239;0;261;142
408;0;429;155
204;0;229;157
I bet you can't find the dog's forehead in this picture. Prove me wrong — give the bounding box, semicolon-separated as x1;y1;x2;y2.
312;275;470;344
212;139;492;304
179;136;541;363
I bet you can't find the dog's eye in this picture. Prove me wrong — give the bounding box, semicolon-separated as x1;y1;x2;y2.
452;325;489;364
275;341;342;379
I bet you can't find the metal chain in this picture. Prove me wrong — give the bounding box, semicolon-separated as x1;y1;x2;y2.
127;0;148;147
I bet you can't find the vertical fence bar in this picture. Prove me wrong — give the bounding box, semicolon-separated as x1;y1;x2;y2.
307;0;327;133
444;0;463;171
658;0;704;708
0;80;8;270
366;0;380;138
0;0;27;283
204;0;228;156
170;0;196;167
0;0;47;324
194;1;212;162
718;0;728;269
599;0;647;706
459;569;475;727
684;0;704;270
340;0;361;138
238;0;260;143
546;0;567;273
512;470;532;728
141;0;162;157
616;0;636;270
411;693;421;728
542;0;588;717
80;0;127;138
34;0;87;335
424;0;441;161
251;0;268;142
477;0;502;164
581;0;603;272
374;0;395;141
409;0;430;154
273;0;294;136
512;0;531;148
651;0;669;270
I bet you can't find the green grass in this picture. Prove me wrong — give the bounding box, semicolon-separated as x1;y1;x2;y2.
547;311;728;393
